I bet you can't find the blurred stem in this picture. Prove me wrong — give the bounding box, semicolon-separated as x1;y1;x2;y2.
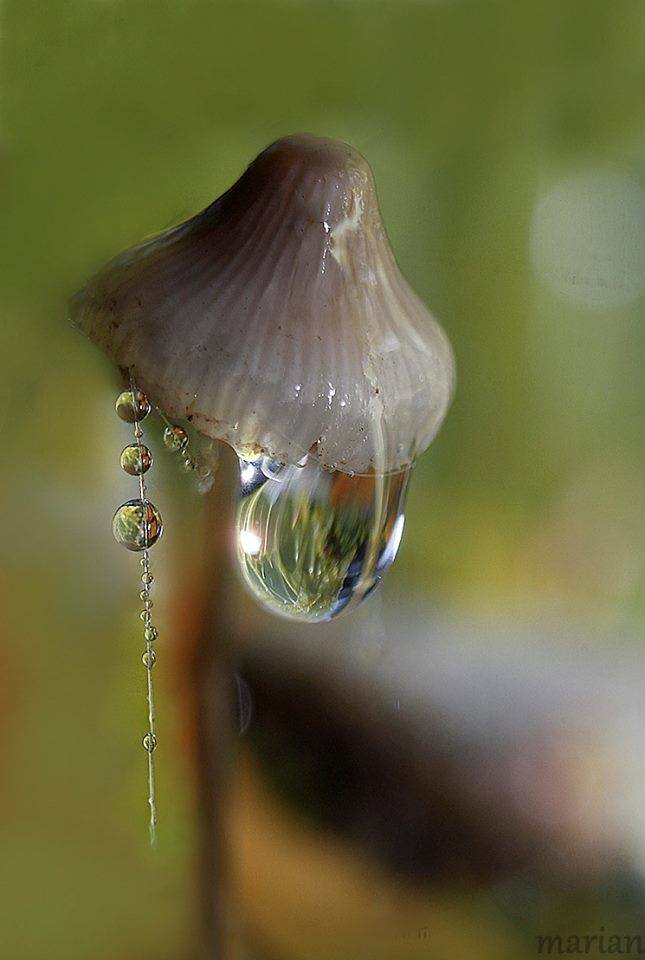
191;443;237;960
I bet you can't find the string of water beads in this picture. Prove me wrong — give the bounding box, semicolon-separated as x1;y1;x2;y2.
155;405;216;494
112;375;163;847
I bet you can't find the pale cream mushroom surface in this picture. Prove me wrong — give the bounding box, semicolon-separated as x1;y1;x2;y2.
72;134;455;476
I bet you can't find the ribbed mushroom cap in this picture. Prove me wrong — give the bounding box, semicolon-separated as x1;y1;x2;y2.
72;134;455;474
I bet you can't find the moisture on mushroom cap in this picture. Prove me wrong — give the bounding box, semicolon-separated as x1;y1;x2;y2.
72;134;455;475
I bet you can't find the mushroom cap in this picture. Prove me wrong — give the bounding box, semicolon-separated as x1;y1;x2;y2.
72;134;455;474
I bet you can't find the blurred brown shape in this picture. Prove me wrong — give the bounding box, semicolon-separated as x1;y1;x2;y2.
229;757;516;960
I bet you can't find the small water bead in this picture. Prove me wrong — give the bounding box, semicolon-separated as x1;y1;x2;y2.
120;443;153;476
197;475;215;496
163;425;189;453
236;455;410;622
115;389;151;423
112;499;163;551
194;439;220;482
181;456;196;473
142;732;157;753
142;649;157;669
145;626;158;642
141;572;154;585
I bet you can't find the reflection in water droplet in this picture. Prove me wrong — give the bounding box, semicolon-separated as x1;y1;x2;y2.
112;499;163;551
163;424;189;452
235;444;263;462
236;456;409;622
232;673;253;735
142;649;157;670
142;732;157;753
261;458;291;482
197;475;215;496
115;389;151;423
120;443;153;476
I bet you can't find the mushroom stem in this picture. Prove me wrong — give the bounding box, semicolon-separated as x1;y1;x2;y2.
190;444;237;959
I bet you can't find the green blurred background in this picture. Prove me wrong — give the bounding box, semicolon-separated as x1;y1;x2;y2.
1;1;643;958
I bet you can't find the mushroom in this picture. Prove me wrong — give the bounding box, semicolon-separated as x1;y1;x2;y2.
73;134;455;621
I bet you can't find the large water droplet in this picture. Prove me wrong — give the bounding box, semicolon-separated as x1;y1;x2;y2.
235;456;409;622
113;499;163;551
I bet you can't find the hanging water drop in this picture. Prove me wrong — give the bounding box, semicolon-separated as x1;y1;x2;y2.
163;425;189;452
112;499;163;551
197;474;215;496
120;443;153;476
142;649;157;669
236;455;409;622
115;389;151;423
142;732;157;753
